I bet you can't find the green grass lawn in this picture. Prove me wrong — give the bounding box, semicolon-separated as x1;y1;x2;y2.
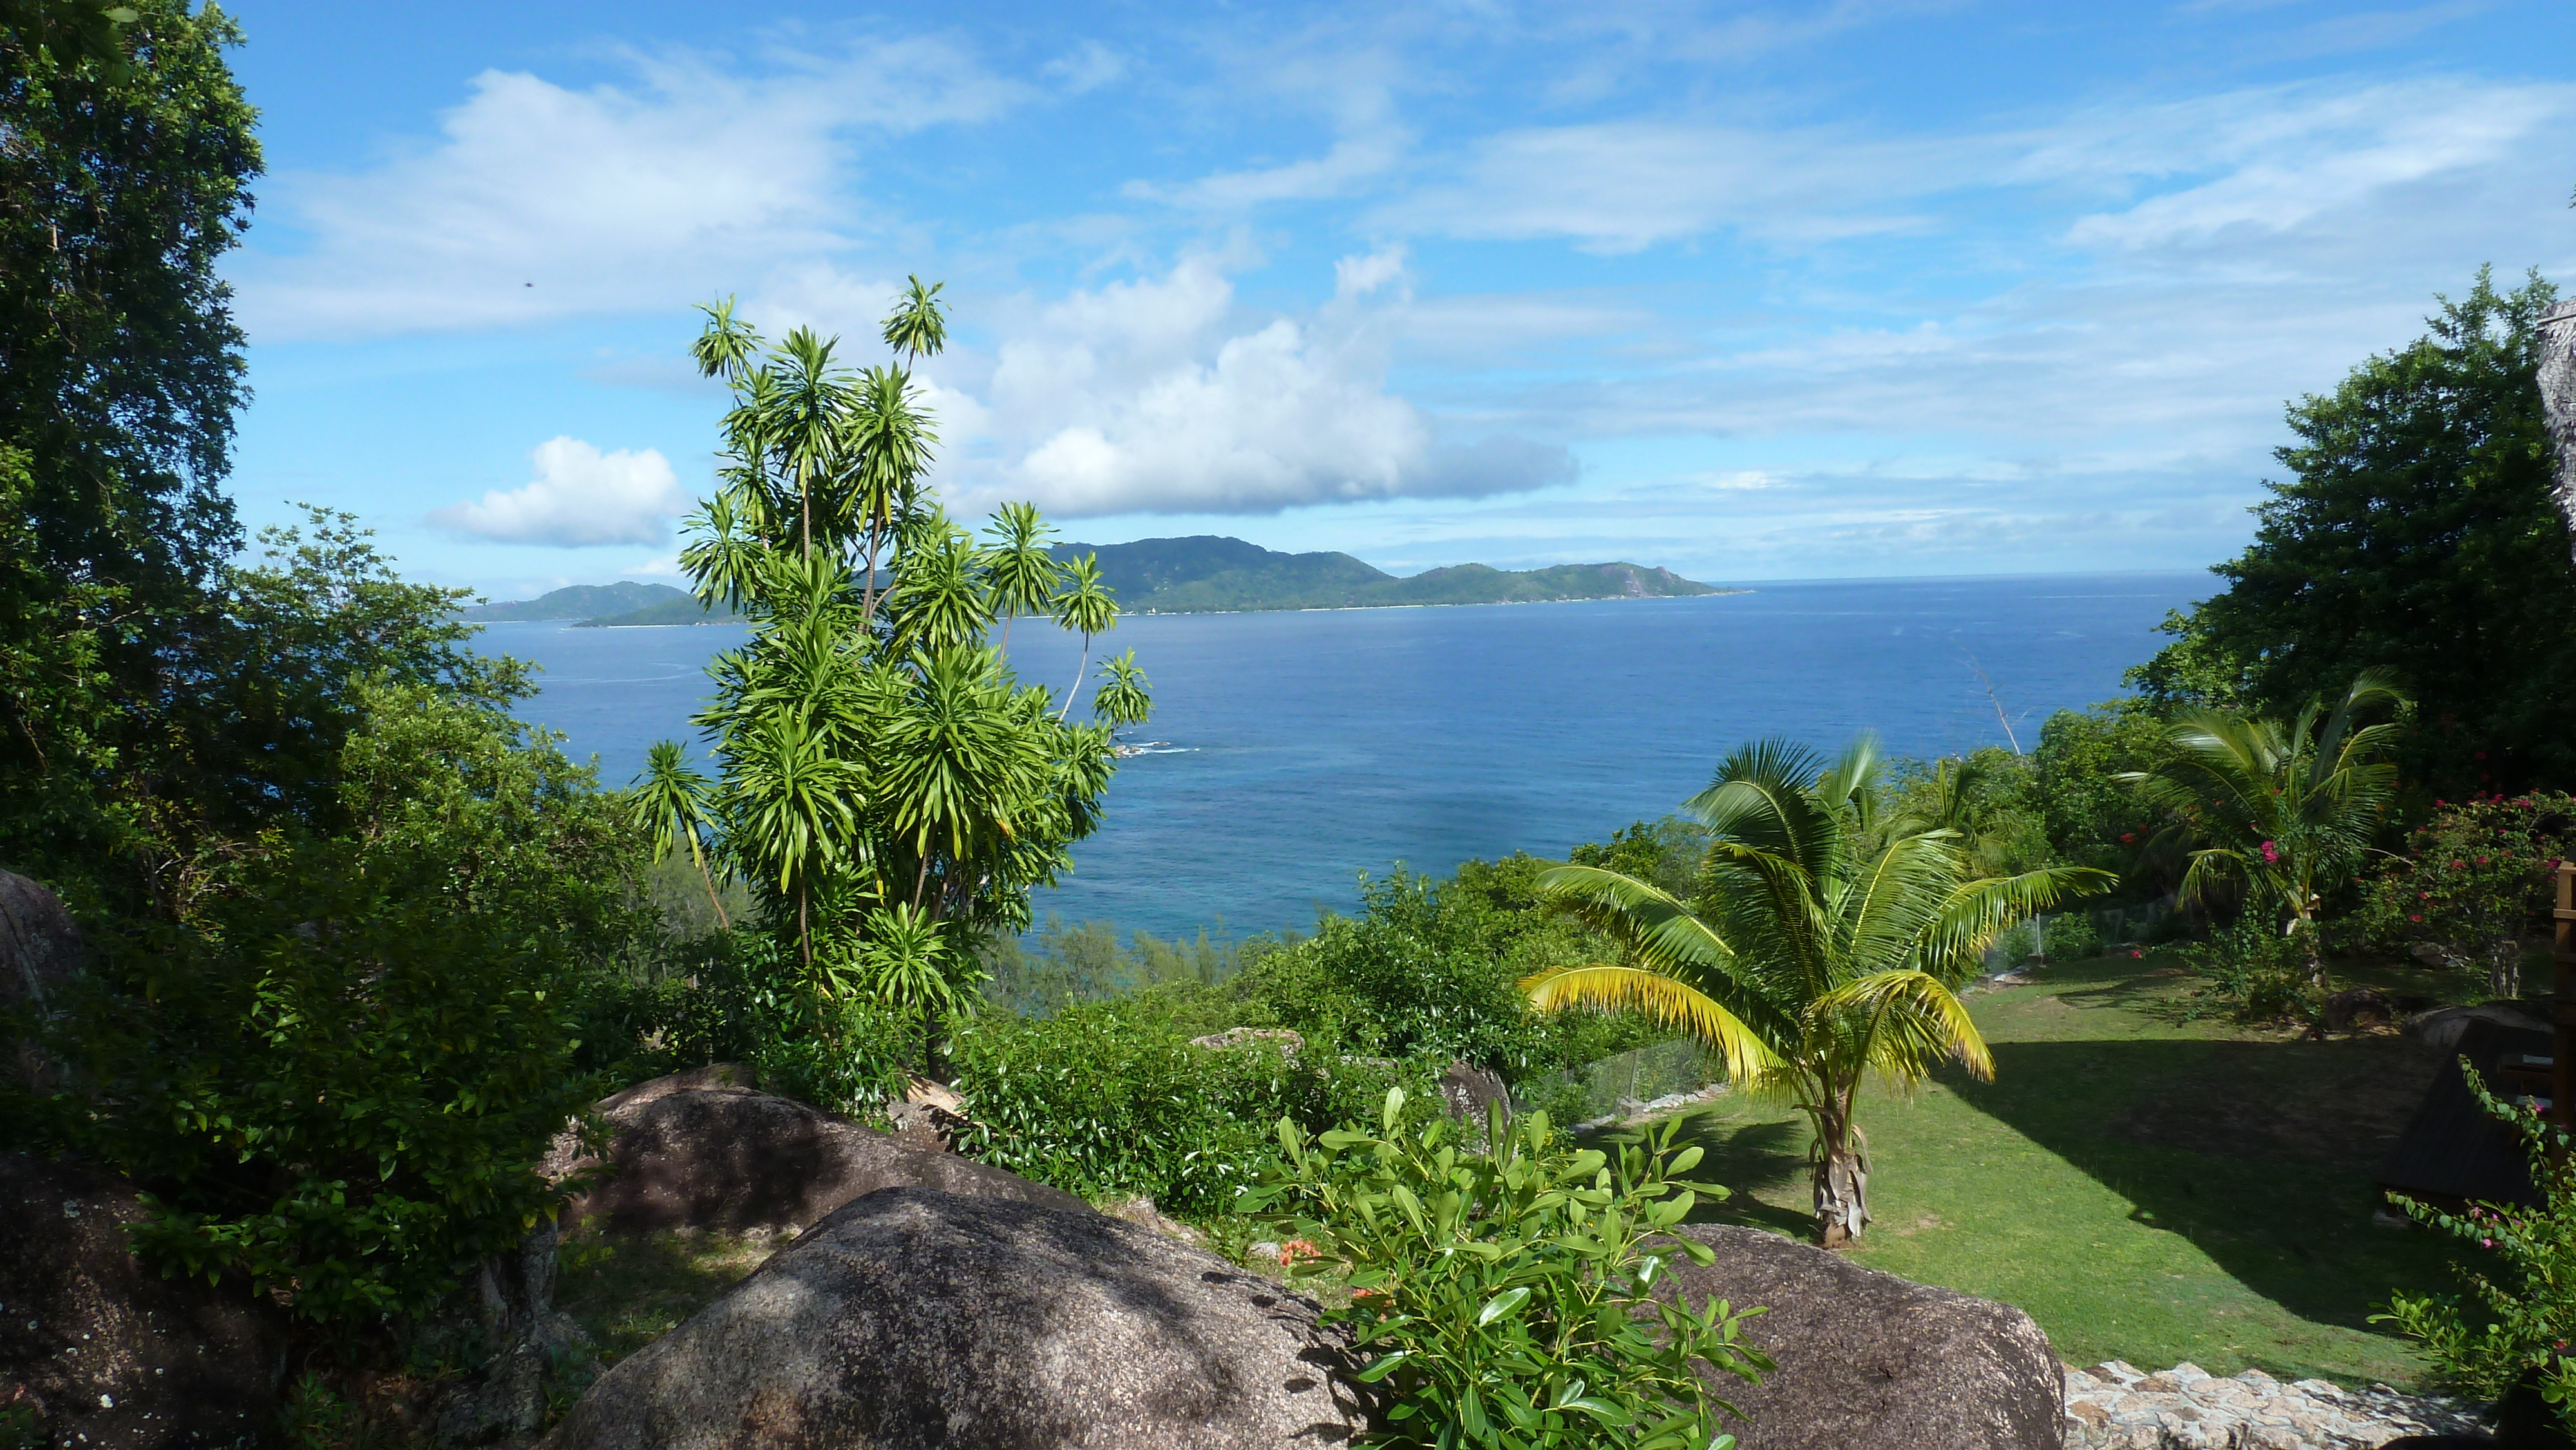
1622;951;2480;1388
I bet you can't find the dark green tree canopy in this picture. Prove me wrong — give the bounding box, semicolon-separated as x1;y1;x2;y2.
2134;269;2573;793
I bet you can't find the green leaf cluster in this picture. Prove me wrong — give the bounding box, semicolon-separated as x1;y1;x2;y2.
2378;1066;2576;1427
945;1005;1438;1216
2133;268;2574;795
632;285;1153;1068
2358;791;2576;999
6;679;647;1324
1242;1091;1772;1450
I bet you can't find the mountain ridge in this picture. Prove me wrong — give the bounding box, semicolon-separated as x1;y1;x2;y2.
1050;536;1732;614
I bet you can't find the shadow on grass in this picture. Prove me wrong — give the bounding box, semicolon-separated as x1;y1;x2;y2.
1950;1035;2456;1331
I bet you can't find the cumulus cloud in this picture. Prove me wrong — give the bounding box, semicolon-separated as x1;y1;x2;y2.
945;253;1573;516
431;437;688;546
236;39;1028;339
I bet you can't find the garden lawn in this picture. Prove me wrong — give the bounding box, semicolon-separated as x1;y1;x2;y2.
1636;952;2474;1388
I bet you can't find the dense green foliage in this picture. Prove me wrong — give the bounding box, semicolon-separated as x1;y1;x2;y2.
1528;737;2110;1243
1051;534;1723;614
2134;270;2575;794
1244;1091;1771;1450
950;1010;1437;1215
643;289;1148;1066
2380;1069;2576;1429
0;0;273;909
2125;673;2407;982
1235;862;1654;1082
12;677;648;1323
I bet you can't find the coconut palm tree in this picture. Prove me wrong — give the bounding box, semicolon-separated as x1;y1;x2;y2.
629;740;728;930
2121;670;2407;985
1524;736;2110;1245
1052;553;1115;722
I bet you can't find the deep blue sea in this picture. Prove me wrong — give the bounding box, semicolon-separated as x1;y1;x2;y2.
477;573;2206;941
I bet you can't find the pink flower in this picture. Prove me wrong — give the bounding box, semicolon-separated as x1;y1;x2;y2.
2483;1237;2496;1248
2260;841;2280;864
2410;914;2423;922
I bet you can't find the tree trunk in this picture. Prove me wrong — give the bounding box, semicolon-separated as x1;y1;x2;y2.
2488;937;2524;1001
691;841;729;932
1059;637;1092;723
1814;1118;1870;1247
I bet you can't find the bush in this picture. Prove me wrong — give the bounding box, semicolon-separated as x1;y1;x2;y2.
1242;1091;1772;1449
1237;860;1656;1082
2362;793;2575;999
947;1004;1439;1216
2180;914;2320;1025
4;681;646;1326
2378;1066;2576;1432
2044;914;2101;960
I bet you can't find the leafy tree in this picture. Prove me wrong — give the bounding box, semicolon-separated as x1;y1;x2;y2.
2123;672;2407;985
1523;737;2109;1243
648;283;1149;1067
1882;748;2049;879
2361;793;2575;999
2029;699;2181;883
9;677;646;1323
1;0;267;898
2132;270;2573;793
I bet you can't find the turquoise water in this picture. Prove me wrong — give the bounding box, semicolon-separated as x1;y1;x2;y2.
479;572;2206;940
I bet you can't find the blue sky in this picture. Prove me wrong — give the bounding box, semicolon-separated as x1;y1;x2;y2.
220;0;2576;599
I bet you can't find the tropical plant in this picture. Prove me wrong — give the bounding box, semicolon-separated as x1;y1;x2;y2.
642;279;1147;1066
630;740;728;930
1240;1089;1773;1450
1522;737;2110;1243
2121;671;2408;986
2132;270;2573;794
2378;1066;2576;1435
2362;792;2574;999
1052;552;1117;720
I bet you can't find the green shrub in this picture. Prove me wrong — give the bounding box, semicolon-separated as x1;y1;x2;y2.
2362;793;2575;999
1242;1091;1771;1450
2180;915;2320;1024
2378;1066;2576;1430
5;681;644;1326
947;1004;1439;1215
2043;914;2101;960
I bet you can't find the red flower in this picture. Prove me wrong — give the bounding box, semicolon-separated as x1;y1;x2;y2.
2410;914;2423;922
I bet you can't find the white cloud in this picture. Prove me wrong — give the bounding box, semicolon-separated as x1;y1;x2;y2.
431;437;688;547
942;254;1575;516
1042;41;1128;95
237;40;1028;339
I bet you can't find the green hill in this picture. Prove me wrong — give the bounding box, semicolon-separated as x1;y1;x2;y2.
573;594;743;628
1049;536;1731;614
463;581;688;621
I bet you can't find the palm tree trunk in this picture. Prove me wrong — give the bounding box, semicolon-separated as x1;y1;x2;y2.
1814;1108;1871;1247
690;839;730;931
1059;635;1091;723
860;530;884;625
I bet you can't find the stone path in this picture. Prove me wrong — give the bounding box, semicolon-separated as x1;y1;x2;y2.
2064;1360;2488;1449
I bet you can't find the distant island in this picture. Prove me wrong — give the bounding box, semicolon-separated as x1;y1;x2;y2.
1050;536;1736;614
459;538;1735;626
460;582;739;628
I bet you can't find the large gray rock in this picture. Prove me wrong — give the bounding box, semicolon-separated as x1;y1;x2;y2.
0;1153;289;1447
544;1069;1086;1234
544;1187;1368;1449
0;869;82;1088
1658;1224;2063;1450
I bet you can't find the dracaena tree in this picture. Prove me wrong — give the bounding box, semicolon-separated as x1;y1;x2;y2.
637;281;1151;1064
1522;737;2110;1245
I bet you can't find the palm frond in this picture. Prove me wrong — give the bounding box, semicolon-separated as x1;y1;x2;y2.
1913;864;2117;981
1520;963;1783;1085
1811;968;1994;1083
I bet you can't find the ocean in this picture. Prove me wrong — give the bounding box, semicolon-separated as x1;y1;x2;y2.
476;572;2208;942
